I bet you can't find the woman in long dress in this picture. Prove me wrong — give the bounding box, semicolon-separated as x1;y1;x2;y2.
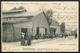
21;32;25;46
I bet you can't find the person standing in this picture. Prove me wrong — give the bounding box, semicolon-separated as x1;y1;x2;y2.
21;32;25;46
75;33;77;39
39;33;41;39
27;34;32;45
25;32;27;45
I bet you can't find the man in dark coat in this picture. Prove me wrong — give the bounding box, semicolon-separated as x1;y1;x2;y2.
75;33;77;39
27;34;32;45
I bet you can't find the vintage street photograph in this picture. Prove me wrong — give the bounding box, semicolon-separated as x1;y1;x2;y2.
1;1;79;52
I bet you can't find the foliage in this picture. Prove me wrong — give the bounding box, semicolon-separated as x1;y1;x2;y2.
45;10;53;17
45;9;53;25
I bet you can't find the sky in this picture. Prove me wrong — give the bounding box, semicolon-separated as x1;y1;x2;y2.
1;1;79;31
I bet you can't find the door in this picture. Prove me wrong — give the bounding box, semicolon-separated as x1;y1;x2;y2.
21;28;27;40
39;27;45;36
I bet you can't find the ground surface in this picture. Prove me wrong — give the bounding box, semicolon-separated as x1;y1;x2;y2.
2;36;78;52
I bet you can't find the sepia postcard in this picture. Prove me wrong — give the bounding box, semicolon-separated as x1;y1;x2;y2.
1;1;79;52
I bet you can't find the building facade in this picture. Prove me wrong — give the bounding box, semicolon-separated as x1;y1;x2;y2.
2;9;50;42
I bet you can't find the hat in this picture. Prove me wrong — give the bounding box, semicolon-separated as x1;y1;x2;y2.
21;32;25;35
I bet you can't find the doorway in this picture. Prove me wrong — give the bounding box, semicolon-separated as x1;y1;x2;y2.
21;28;27;40
36;27;47;35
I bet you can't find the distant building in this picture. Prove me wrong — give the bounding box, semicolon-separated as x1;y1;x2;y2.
2;7;50;42
50;19;61;35
60;22;65;34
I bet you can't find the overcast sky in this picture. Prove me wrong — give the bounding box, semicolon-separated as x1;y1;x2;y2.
1;1;78;31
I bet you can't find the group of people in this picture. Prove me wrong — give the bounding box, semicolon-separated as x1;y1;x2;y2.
21;32;77;46
21;32;32;46
21;32;50;46
35;33;46;39
34;33;54;39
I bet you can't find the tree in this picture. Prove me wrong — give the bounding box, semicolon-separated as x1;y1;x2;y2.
45;10;53;18
45;9;53;25
39;6;53;25
60;22;65;33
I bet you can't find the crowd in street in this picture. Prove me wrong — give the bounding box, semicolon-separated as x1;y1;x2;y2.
21;32;77;46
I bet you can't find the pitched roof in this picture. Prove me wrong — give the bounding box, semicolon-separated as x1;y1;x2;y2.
2;10;50;25
2;11;43;24
3;11;42;18
3;19;32;24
